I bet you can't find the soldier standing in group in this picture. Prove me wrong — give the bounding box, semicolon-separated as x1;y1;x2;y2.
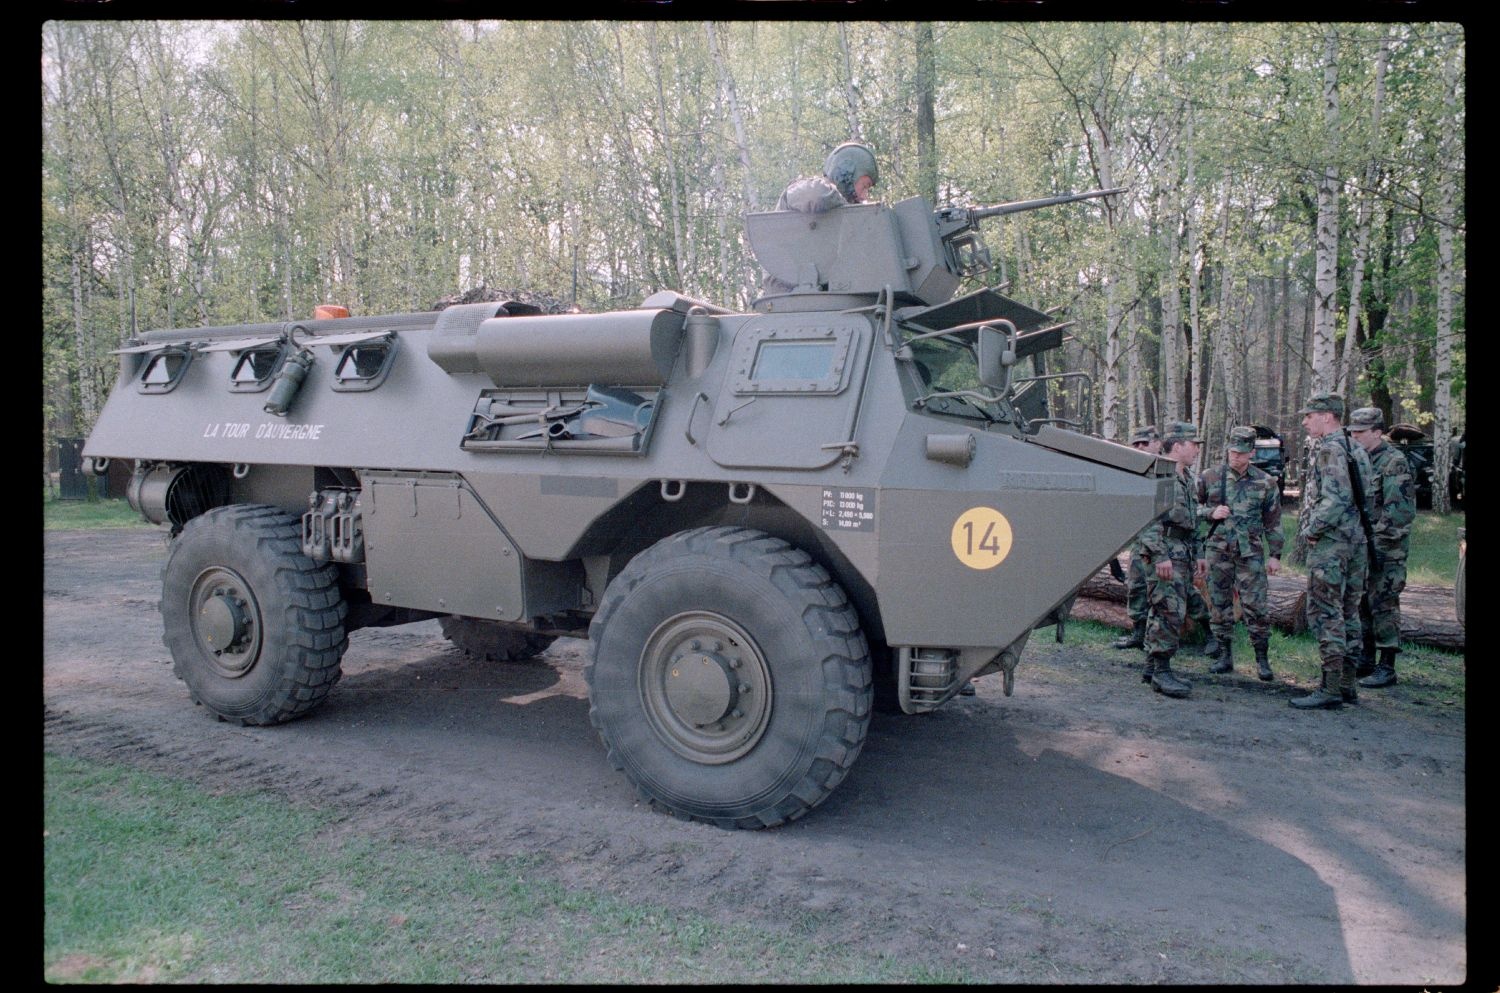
1196;426;1284;681
1136;422;1207;699
1291;392;1374;710
1113;428;1219;658
1348;407;1416;689
1112;426;1161;650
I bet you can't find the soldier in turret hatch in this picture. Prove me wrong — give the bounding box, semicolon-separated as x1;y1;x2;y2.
764;141;880;296
776;141;879;213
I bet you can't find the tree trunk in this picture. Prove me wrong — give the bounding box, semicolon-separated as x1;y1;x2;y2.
837;24;861;139
1338;30;1389;397
915;23;938;205
649;24;684;289
1185;108;1202;425
1076;563;1461;648
1310;26;1341;393
1160;157;1182;425
1431;35;1460;514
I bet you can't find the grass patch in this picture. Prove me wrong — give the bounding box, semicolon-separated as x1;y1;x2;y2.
1047;619;1464;706
43;493;151;531
44;753;981;984
1278;508;1462;587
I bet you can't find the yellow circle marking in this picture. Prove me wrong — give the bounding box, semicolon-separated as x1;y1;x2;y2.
951;507;1014;570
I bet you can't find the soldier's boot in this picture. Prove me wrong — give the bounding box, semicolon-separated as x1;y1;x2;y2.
1339;658;1359;706
1140;651;1157;684
1200;632;1221;658
1355;629;1378;678
1254;640;1273;682
1149;655;1192;699
1290;666;1344;710
1359;647;1399;689
1209;638;1233;675
1113;619;1146;650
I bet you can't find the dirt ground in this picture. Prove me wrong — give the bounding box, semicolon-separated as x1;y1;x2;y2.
43;527;1469;984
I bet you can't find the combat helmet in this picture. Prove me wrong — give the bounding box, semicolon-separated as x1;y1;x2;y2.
823;142;879;202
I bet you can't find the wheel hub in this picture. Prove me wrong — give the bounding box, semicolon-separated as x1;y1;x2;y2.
190;568;260;678
640;613;772;765
199;593;248;653
665;648;740;727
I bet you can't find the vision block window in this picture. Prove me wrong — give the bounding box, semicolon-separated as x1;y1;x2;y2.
331;340;397;392
730;323;856;396
137;348;193;394
229;346;285;393
751;341;837;382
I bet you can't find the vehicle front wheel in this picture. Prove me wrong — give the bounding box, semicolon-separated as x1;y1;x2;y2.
586;526;872;828
161;504;347;725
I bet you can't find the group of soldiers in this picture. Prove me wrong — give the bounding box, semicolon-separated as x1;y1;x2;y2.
1113;393;1415;709
774;142;1417;710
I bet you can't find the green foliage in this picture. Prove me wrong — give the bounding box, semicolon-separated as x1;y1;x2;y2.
44;753;982;983
43;493;151;531
42;21;1463;444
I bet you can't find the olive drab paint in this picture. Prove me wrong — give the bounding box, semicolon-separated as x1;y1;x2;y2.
83;185;1170;828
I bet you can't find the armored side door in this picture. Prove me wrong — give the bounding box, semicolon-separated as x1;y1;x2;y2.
704;313;872;471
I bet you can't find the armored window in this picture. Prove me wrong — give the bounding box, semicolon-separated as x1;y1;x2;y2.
730;324;856;396
751;341;838;382
136;347;193;395
228;345;286;393
331;339;397;392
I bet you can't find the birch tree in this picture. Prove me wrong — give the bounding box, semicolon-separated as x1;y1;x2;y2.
1430;31;1462;513
1310;26;1341;393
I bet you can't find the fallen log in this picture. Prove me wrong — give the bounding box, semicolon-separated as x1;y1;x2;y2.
1077;556;1462;650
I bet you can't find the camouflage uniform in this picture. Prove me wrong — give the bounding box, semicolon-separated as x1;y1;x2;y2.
1362;438;1415;643
1294;394;1373;707
1114;428;1216;656
1137;421;1201;698
1351;408;1416;688
1196;428;1284;666
1112;427;1159;649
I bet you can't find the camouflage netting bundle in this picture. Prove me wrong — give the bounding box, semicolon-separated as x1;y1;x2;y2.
431;286;577;314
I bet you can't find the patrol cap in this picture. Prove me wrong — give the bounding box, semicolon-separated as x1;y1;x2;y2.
1162;421;1198;443
1227;426;1257;452
1298;391;1345;417
1348;407;1386;433
1129;426;1159;445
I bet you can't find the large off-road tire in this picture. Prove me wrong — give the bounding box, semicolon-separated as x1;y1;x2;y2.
161;504;347;725
440;616;555;661
586;526;872;829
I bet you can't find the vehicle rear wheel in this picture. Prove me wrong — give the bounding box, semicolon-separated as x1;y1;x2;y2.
161;504;347;725
586;526;872;828
440;616;555;661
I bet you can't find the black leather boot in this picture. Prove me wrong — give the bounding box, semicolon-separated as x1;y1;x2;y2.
1209;639;1233;674
1200;632;1220;658
1290;668;1343;709
1254;641;1273;681
1113;619;1146;650
1150;656;1191;698
1359;647;1398;688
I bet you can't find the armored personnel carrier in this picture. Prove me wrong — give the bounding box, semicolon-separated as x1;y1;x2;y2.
82;187;1171;828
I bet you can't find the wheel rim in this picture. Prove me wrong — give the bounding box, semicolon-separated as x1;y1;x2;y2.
639;611;772;765
188;566;263;679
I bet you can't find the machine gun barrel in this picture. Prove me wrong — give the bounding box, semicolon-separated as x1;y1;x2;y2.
967;187;1126;222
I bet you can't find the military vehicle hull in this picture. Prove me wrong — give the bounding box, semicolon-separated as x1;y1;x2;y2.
83;187;1168;827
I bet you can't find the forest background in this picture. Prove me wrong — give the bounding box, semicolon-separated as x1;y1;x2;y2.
40;20;1466;509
